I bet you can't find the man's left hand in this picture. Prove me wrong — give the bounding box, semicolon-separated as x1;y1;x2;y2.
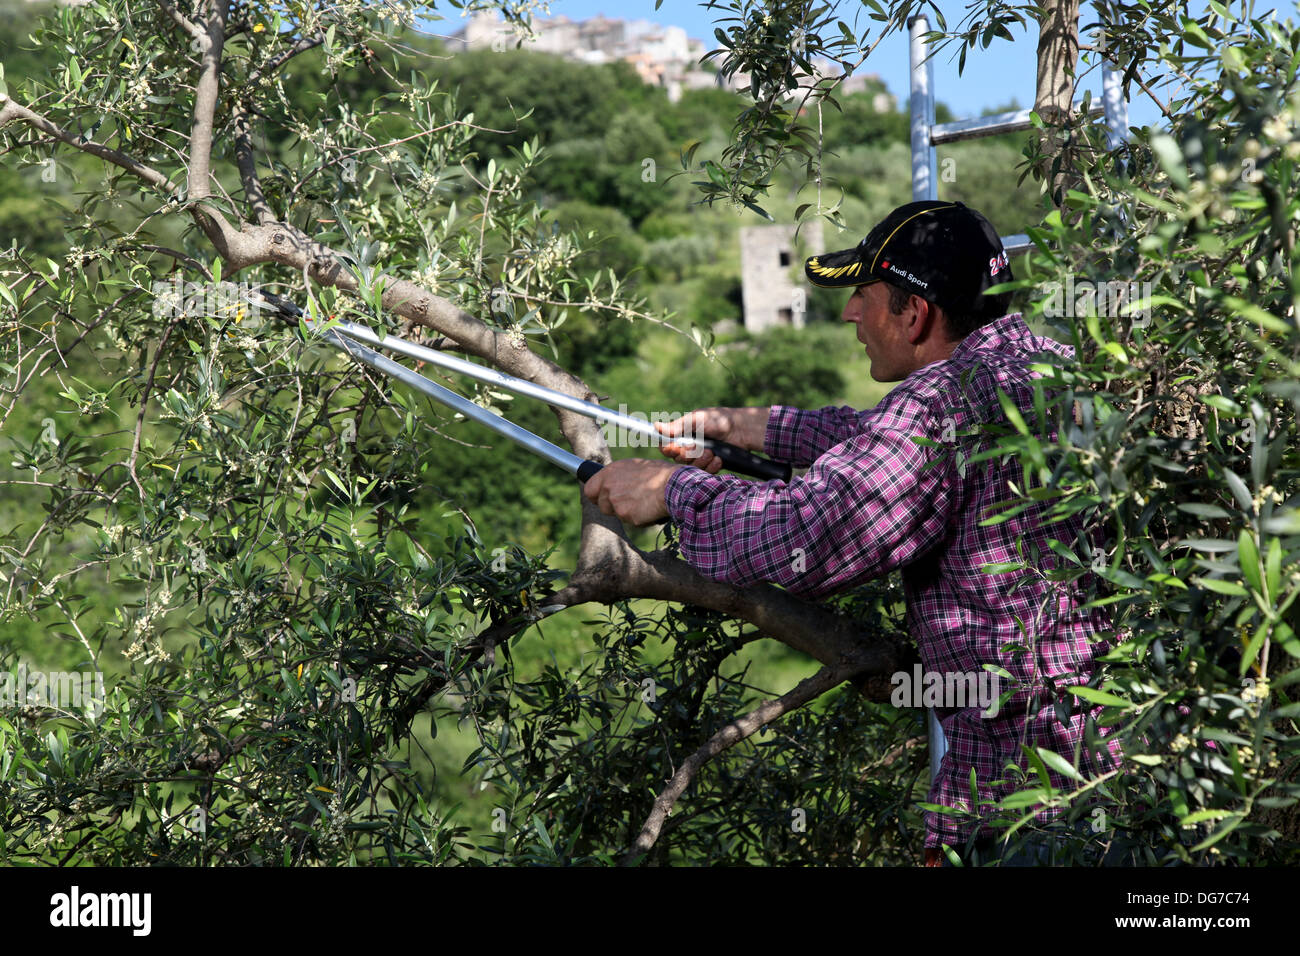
581;458;681;526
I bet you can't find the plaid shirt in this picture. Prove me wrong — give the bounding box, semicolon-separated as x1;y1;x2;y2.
665;313;1117;849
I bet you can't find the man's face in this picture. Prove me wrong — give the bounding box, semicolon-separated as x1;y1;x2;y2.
841;281;910;382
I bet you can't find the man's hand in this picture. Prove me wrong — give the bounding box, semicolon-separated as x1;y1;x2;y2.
581;458;681;526
655;406;772;472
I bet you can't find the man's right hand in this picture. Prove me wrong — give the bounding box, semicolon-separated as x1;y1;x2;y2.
655;407;772;471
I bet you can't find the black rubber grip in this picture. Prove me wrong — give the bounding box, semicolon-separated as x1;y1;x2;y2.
700;439;792;482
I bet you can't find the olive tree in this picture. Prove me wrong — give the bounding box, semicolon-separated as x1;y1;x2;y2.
0;0;1296;865
0;0;911;866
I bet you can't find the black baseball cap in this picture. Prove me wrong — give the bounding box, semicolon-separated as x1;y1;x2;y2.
804;200;1012;318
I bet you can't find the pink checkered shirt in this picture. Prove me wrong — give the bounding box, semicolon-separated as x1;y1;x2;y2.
665;313;1118;848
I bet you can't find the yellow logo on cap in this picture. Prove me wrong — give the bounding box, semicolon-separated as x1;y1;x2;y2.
808;259;861;279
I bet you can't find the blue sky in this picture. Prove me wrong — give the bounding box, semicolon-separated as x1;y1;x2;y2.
428;0;1300;131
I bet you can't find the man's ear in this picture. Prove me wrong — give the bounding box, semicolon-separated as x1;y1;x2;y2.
905;295;937;344
913;298;954;344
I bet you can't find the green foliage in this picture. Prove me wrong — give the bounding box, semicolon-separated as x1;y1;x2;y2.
473;576;923;865
546;200;645;279
820;87;908;149
0;0;905;867
656;86;745;145
719;325;847;409
420;47;675;223
0;0;652;865
685;0;876;220
940;4;1300;863
419;46;663;163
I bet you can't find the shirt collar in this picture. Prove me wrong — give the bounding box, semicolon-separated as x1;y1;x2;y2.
948;312;1036;362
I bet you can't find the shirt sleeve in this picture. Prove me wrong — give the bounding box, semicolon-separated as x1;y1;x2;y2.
764;404;875;468
666;396;958;599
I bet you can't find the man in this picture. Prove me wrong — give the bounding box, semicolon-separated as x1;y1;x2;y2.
582;200;1117;864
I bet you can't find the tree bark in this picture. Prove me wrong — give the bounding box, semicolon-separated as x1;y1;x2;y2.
1034;0;1082;205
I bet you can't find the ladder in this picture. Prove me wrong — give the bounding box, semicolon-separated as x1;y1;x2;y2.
905;13;1129;782
909;14;1129;254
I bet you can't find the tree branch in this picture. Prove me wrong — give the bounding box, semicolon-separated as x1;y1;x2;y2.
187;0;229;201
564;545;903;675
0;112;906;683
1034;0;1082;203
248;35;324;88
157;0;202;39
127;317;179;500
232;105;274;224
129;244;213;278
0;93;241;260
0;94;177;194
1075;43;1173;122
9;59;905;716
623;663;854;863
